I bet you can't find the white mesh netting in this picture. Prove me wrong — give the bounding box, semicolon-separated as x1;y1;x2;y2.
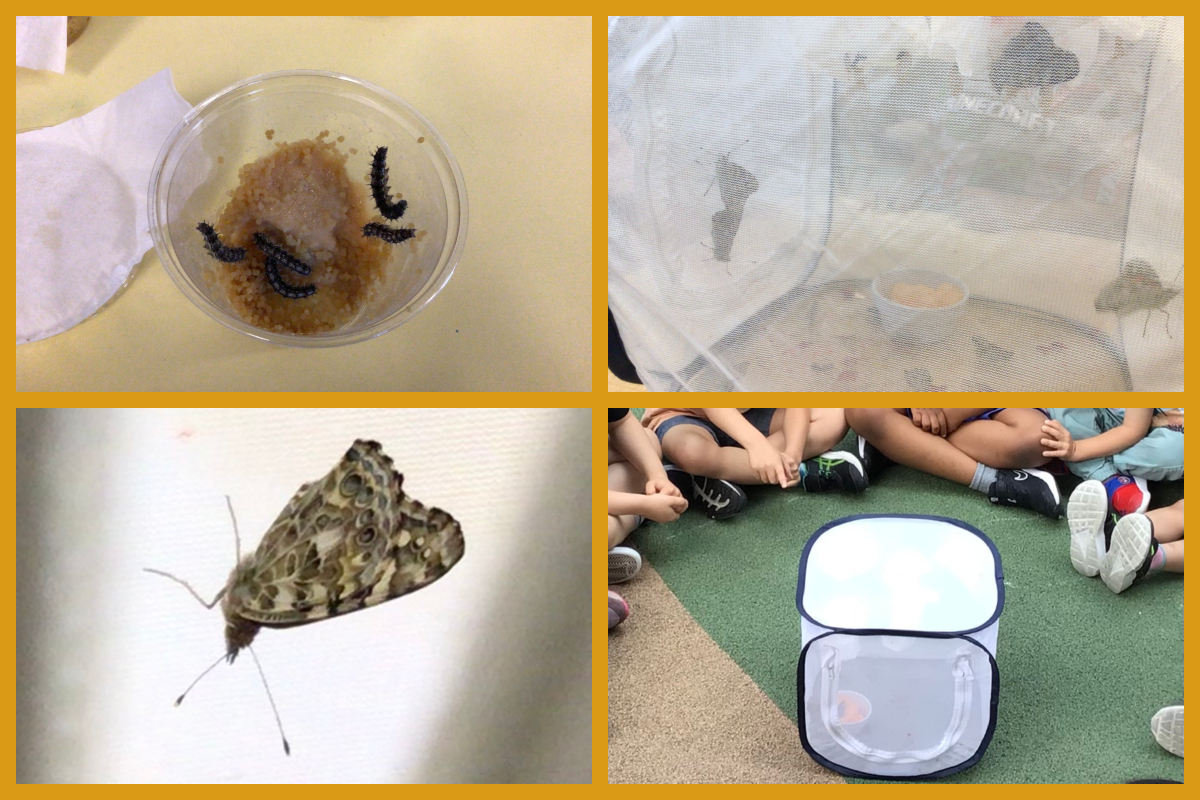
609;17;1184;391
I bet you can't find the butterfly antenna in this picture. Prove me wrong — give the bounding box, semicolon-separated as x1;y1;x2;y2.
248;645;291;756
225;495;241;563
174;652;228;706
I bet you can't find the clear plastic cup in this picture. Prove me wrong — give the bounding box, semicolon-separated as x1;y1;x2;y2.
148;70;467;346
837;690;873;729
870;268;968;345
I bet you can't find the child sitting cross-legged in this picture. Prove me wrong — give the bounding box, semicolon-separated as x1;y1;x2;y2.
641;408;866;520
845;408;1063;517
1049;408;1183;577
608;408;688;629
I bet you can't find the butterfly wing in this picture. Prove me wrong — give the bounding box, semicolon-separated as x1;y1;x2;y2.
229;439;464;627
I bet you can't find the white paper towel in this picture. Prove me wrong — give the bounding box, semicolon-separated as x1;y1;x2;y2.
16;69;193;344
16;16;67;73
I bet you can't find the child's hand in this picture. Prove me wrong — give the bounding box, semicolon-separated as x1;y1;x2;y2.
643;492;688;523
1040;420;1077;460
645;477;683;499
780;452;802;488
748;441;791;488
911;408;950;436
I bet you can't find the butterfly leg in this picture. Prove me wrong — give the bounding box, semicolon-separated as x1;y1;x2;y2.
143;568;228;609
1142;307;1173;339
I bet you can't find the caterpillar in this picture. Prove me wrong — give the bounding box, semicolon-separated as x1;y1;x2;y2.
362;222;416;244
253;232;312;276
264;257;316;299
197;222;246;263
369;146;408;220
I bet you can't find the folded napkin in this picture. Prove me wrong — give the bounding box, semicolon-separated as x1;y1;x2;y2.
16;69;193;343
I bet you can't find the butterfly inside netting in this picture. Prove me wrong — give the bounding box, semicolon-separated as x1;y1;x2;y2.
1094;258;1184;338
145;439;465;754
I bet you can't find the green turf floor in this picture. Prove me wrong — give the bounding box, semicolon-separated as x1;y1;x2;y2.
627;416;1184;784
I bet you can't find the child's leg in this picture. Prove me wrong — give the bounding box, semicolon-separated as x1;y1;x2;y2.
848;407;1061;516
1112;427;1185;483
804;408;850;457
1148;499;1184;573
1102;501;1184;592
844;408;979;484
662;422;771;485
944;408;1052;469
1147;499;1184;542
1046;408;1115;480
1160;541;1184;573
608;460;645;549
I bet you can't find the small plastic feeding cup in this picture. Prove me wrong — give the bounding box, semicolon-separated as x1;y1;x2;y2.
836;690;872;730
148;70;467;346
870;268;968;345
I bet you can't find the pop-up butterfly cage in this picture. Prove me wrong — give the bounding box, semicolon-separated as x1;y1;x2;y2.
608;17;1184;390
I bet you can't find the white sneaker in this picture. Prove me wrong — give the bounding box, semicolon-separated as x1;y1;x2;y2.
608;546;642;584
1067;480;1108;577
1151;705;1184;757
1100;513;1155;595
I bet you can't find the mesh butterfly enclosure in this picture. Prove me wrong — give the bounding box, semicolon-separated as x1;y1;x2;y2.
608;17;1184;391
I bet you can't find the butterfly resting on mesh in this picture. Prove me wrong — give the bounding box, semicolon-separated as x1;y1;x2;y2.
144;439;464;755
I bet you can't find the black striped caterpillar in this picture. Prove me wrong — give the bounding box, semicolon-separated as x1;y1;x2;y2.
369;146;408;220
362;222;416;244
253;232;312;276
197;223;314;300
264;257;316;299
194;139;420;303
197;222;247;263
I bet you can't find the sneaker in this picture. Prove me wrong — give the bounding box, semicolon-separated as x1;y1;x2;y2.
1067;480;1108;576
664;463;694;499
1101;513;1158;595
856;435;893;480
1150;706;1184;758
692;475;747;520
801;451;868;492
608;546;642;584
988;468;1063;518
1103;474;1150;516
608;590;630;630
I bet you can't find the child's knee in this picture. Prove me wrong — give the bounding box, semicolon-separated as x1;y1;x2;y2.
996;425;1049;467
845;407;891;436
666;433;717;474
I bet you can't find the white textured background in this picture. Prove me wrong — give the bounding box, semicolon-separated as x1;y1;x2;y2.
16;408;590;783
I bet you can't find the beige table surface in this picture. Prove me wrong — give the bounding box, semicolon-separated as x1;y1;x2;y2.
16;17;591;391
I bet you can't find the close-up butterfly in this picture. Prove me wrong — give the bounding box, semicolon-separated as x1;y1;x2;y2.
144;439;464;754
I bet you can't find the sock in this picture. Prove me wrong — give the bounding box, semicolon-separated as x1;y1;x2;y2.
798;462;808;479
969;463;999;493
1148;546;1167;573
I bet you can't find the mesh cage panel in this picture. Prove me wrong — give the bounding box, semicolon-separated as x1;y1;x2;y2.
609;16;1183;391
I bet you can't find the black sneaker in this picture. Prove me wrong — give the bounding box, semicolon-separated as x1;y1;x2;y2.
988;468;1063;518
801;451;868;492
856;435;892;480
664;463;694;500
691;475;747;520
